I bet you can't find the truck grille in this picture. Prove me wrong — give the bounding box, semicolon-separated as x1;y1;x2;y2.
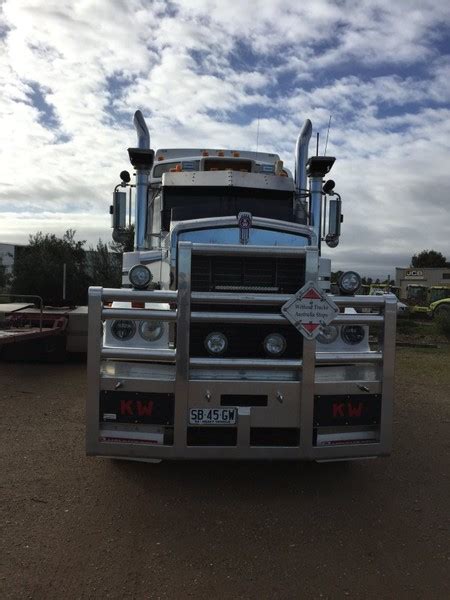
191;255;305;294
188;254;305;359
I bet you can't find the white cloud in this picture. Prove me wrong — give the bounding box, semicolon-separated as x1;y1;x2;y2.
0;0;449;277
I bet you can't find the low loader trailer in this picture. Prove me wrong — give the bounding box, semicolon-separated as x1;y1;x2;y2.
0;297;87;360
86;111;397;462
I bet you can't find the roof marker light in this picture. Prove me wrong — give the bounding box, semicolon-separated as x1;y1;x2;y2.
218;150;224;156
202;151;209;157
158;155;164;161
232;151;240;157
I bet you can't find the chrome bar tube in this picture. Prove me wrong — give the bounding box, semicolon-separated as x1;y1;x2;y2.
316;351;383;364
102;288;177;303
174;242;192;449
101;347;176;361
102;308;177;322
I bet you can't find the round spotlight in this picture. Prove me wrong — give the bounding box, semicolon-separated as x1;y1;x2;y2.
263;333;287;357
120;170;131;183
139;320;164;342
317;325;339;345
129;264;152;290
341;325;365;345
338;271;361;295
204;332;228;356
111;319;136;341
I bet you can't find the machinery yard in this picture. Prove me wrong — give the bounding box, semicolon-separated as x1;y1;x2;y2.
1;347;449;600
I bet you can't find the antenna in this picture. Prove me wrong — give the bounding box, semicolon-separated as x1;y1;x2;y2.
324;114;332;155
255;112;260;157
316;132;319;156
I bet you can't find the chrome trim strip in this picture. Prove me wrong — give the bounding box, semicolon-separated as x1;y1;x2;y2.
190;358;302;370
189;243;308;257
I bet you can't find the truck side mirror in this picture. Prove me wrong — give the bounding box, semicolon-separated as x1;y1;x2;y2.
111;191;126;230
325;196;342;248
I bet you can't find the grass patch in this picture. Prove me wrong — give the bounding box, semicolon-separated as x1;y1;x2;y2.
396;346;450;383
397;318;419;333
395;315;449;344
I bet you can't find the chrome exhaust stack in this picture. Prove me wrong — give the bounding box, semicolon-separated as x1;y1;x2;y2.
294;119;312;224
128;110;154;250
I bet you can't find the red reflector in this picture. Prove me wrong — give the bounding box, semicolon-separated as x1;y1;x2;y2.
132;302;145;308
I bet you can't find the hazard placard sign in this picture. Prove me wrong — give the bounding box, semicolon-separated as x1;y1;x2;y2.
281;281;339;340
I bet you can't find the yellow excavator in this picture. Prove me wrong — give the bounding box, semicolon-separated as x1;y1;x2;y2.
408;285;450;318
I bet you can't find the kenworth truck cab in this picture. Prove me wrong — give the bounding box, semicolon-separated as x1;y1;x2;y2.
86;111;396;461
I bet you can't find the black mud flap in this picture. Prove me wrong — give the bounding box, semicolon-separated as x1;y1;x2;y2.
314;394;381;427
100;391;174;425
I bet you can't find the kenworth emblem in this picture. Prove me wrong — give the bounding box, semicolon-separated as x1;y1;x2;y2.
238;211;252;244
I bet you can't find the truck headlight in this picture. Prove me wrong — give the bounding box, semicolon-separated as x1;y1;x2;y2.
129;264;152;289
341;325;365;345
317;325;338;344
204;332;228;356
111;319;136;341
338;271;361;295
139;320;164;342
263;333;286;357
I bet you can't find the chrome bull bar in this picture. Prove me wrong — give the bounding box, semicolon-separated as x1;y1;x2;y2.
87;242;397;460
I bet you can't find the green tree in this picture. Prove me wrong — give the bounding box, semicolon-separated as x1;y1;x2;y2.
11;230;90;305
361;277;373;286
111;224;134;253
331;270;343;284
0;256;8;292
88;239;122;289
411;250;447;268
88;226;134;288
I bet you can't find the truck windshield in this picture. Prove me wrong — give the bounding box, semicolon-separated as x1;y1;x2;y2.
429;288;450;303
161;186;294;231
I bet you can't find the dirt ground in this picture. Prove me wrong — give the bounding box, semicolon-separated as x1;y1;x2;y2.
1;348;449;600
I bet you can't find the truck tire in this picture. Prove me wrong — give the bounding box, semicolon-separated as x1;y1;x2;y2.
434;305;450;319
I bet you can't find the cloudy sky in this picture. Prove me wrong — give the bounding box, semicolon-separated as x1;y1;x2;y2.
1;0;449;277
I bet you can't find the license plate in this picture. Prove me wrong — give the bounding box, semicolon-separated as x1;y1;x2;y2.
189;407;237;425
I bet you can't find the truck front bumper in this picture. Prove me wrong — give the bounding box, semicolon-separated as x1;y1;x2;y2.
87;360;392;462
86;243;396;462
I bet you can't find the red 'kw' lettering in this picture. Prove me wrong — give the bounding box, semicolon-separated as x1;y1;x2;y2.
136;401;154;417
332;403;345;417
120;400;133;415
347;402;363;417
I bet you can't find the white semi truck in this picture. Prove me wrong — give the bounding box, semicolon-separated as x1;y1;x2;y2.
86;111;396;461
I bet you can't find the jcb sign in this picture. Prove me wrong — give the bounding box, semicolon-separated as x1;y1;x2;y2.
405;270;424;279
314;394;381;426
